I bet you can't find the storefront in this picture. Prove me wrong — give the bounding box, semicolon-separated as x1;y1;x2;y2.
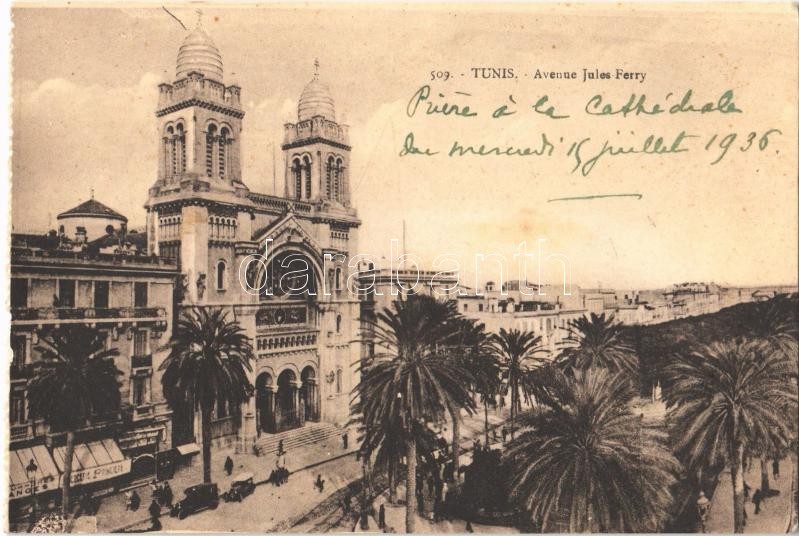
52;439;131;492
8;445;61;520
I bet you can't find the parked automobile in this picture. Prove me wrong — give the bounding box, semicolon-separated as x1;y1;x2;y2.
170;483;219;519
222;473;256;502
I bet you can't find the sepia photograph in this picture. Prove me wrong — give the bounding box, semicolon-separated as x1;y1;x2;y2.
3;3;798;533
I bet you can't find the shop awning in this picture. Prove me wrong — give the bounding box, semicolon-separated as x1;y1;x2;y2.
9;445;60;500
53;438;130;487
176;442;200;456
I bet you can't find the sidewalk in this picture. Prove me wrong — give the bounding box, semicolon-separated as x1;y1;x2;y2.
13;431;355;533
705;456;795;533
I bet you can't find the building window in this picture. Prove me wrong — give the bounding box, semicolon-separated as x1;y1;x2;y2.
10;391;25;425
10;278;27;308
336;314;342;334
134;282;148;307
133;330;148;357
336;368;343;394
219;127;229;179
303;155;312;199
58;279;76;307
132;374;151;407
292;157;302;200
206;124;217;177
11;335;26;370
478;304;484;312
335;268;342;291
94;281;109;309
216;260;227;291
463;304;468;312
325;156;335;198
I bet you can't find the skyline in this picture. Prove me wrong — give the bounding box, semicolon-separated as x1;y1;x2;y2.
10;4;798;289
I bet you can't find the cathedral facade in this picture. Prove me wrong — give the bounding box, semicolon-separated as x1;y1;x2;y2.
145;23;362;452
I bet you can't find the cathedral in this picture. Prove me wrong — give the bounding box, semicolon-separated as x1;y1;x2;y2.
145;21;362;452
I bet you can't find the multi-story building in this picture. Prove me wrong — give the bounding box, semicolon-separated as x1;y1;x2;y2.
144;22;362;452
9;202;177;511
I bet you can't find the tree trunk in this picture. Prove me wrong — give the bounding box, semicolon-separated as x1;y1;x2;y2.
200;399;213;484
510;383;517;440
61;430;75;517
388;462;397;504
406;437;417;533
731;443;746;533
484;398;490;446
760;457;770;495
451;408;460;476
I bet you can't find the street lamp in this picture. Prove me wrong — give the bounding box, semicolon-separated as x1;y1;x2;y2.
696;490;711;532
26;459;38;524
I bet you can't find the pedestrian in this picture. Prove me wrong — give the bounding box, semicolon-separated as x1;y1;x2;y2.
342;431;349;450
474;438;482;452
125;490;133;511
162;481;173;507
772;459;780;480
148;499;161;530
130;490;141;511
501;427;507;443
378;503;386;529
277;440;285;456
465;520;474;532
343;495;351;515
224;455;234;476
752;488;762;514
149;480;159;503
441;481;448;503
492;428;499;443
315;474;325;493
744;481;751;500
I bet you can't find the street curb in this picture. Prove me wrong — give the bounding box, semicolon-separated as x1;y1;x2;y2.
108;449;357;533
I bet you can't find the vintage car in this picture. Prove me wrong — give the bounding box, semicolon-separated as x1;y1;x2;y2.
221;473;256;502
170;483;219;519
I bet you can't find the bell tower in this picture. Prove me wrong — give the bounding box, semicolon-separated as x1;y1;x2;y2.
154;15;244;188
282;61;352;206
145;15;254;305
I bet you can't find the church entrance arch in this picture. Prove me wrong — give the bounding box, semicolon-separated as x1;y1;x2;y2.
275;369;303;432
255;372;275;435
300;366;320;422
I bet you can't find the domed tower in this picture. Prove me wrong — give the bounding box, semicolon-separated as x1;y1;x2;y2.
146;16;254;304
153;16;244;188
282;60;351;206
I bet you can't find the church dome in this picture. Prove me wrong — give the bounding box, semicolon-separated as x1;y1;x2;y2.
298;61;336;122
176;25;223;82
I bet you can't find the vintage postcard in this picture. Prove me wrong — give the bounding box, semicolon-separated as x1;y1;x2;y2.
4;2;798;533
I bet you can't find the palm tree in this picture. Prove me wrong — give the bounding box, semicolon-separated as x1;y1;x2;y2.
664;339;798;533
160;307;254;483
490;328;545;440
736;295;798;493
505;368;678;532
556;312;638;376
455;318;501;446
354;295;475;533
27;325;122;516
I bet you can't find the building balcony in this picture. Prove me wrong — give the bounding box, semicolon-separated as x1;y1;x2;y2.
124;403;155;423
10;423;33;442
11;246;177;269
131;354;153;369
11;306;168;327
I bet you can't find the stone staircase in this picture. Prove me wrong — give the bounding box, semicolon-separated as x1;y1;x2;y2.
255;421;342;456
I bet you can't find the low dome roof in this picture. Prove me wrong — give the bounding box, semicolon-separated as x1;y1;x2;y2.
57;199;127;222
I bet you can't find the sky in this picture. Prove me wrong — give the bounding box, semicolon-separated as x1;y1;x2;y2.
9;4;798;289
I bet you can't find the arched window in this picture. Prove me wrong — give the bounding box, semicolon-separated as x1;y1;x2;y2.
292;157;302;200
176;123;186;175
335;368;343;394
216;260;227;290
334;157;344;201
165;126;175;180
336;314;342;333
325;156;335;198
206;124;217;177
303;155;312;199
219;127;229;179
335;267;342;291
